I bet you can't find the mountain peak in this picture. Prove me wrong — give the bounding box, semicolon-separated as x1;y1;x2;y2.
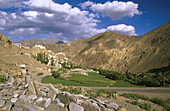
17;37;64;46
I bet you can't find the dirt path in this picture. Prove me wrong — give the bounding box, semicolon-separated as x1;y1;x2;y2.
91;87;170;101
90;87;170;94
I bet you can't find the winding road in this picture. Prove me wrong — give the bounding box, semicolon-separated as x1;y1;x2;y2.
91;87;170;94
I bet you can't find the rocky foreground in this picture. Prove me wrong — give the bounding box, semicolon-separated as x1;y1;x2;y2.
0;75;125;111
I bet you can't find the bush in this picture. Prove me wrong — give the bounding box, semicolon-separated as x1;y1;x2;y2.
139;103;151;111
0;75;7;83
95;68;126;80
120;93;150;101
60;62;81;69
37;73;43;76
151;98;166;108
137;77;160;87
52;71;60;78
96;89;117;97
121;93;169;111
61;88;82;94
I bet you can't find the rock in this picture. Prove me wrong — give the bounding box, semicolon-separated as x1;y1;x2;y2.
25;74;30;85
44;98;51;108
111;94;118;99
2;91;13;96
118;107;127;111
9;74;14;84
57;93;70;106
94;99;105;105
36;97;43;103
81;101;101;111
27;95;37;103
11;106;24;111
0;100;5;107
2;95;13;100
57;104;67;111
48;84;59;100
40;91;47;97
13;93;19;98
25;83;29;88
64;92;77;103
68;96;77;103
28;81;36;95
15;95;30;108
44;104;58;111
57;102;65;108
37;100;46;108
33;82;41;95
27;104;44;111
11;98;18;103
69;102;84;111
2;101;12;111
106;102;119;110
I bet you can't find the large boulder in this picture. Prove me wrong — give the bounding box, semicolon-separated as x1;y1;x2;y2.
81;101;101;111
69;102;84;111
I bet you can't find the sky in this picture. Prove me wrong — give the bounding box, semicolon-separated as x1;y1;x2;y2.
0;0;169;42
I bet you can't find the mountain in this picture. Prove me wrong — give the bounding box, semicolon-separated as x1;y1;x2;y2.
43;38;90;58
0;33;12;44
45;21;170;74
0;33;46;74
17;37;64;46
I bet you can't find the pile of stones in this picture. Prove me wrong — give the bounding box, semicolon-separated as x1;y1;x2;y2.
0;74;125;111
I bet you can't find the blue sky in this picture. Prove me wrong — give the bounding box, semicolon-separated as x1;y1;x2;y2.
0;0;169;42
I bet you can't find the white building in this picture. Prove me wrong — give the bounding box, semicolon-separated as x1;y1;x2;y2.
34;44;46;49
12;43;22;48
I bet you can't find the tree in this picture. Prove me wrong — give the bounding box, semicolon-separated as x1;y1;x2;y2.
51;57;55;66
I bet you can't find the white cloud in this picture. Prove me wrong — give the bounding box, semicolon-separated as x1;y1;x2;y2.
0;0;104;41
0;0;138;41
79;1;94;9
9;28;38;36
106;24;137;36
80;1;141;20
0;0;24;8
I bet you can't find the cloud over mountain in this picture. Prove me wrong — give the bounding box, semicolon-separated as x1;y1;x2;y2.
106;24;137;36
80;1;142;20
0;0;140;41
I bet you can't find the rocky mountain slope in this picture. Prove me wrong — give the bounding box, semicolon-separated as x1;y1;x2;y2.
73;21;170;74
46;21;170;74
43;38;90;58
17;38;63;46
0;33;48;76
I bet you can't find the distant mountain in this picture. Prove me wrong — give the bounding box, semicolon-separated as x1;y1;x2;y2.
17;38;64;46
45;21;170;75
0;34;45;69
0;33;12;44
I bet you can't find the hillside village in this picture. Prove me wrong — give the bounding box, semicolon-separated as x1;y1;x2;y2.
1;34;129;111
1;25;170;110
0;21;170;111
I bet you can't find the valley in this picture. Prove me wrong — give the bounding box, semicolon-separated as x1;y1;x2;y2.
0;21;170;111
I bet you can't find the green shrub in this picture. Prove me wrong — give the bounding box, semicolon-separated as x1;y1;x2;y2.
0;75;7;83
61;88;82;94
139;103;151;111
151;98;166;108
120;93;149;101
131;100;140;105
60;62;81;69
37;73;43;76
52;71;60;78
96;89;117;97
121;93;169;111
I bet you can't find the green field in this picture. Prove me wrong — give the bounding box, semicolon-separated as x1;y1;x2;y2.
41;72;139;87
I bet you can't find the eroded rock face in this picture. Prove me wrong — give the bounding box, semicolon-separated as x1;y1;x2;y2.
47;21;170;74
0;78;123;111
